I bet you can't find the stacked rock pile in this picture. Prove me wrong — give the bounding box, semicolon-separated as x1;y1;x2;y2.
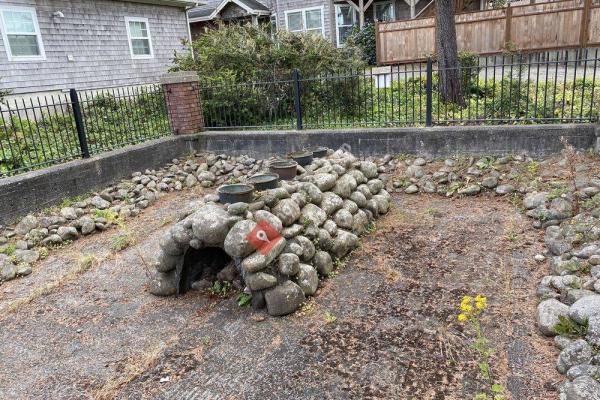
532;195;600;398
0;154;287;282
149;150;392;316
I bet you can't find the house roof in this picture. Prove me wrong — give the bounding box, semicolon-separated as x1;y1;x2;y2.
188;0;270;22
128;0;200;8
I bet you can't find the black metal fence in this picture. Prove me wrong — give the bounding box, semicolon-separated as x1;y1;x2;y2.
0;84;170;177
200;49;600;130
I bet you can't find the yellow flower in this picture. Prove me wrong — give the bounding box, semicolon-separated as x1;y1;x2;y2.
460;303;473;312
458;313;468;322
461;295;473;305
475;295;487;310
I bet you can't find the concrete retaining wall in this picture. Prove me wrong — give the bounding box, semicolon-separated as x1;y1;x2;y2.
200;124;598;159
1;124;597;225
0;135;200;225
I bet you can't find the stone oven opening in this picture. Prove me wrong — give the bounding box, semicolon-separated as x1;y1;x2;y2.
178;247;233;294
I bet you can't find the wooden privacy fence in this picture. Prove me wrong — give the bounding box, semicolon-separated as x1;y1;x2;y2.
376;0;600;64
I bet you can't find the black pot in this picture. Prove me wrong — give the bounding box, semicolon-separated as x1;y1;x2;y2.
289;151;313;166
247;173;280;190
217;184;255;204
269;160;298;180
308;146;328;158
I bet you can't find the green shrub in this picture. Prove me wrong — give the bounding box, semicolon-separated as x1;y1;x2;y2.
172;24;366;128
346;23;376;65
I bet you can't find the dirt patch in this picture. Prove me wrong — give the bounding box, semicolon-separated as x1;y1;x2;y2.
0;193;561;399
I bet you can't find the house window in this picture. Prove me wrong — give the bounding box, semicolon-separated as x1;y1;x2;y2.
0;6;45;61
335;4;357;47
270;13;277;36
125;17;153;59
374;0;395;22
285;7;324;36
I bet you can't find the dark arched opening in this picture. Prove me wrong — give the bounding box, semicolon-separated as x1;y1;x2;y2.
177;247;233;294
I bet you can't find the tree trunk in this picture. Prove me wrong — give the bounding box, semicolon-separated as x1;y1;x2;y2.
435;0;464;105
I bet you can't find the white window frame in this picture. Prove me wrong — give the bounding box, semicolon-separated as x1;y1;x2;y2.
374;0;396;22
124;16;154;60
335;4;357;48
284;6;325;37
0;5;45;62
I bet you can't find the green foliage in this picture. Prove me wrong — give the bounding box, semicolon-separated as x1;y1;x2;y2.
324;312;337;324
346;23;376;65
171;24;366;129
459;51;481;95
0;243;16;256
172;23;364;82
208;280;232;297
1;87;169;176
110;234;131;252
583;194;600;210
236;292;252;307
554;316;588;338
94;209;123;227
547;186;569;201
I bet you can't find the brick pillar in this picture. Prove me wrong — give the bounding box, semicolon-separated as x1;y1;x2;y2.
160;71;204;135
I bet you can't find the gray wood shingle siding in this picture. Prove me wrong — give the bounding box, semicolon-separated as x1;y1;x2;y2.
0;0;189;95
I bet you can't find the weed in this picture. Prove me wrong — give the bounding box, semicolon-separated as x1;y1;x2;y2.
583;194;600;210
79;254;98;272
547;186;569;201
94;209;123;227
333;257;346;270
302;216;313;227
326;270;338;279
37;247;49;259
236;292;252;307
159;216;174;227
526;160;539;175
554;316;588;338
396;154;411;161
365;221;376;234
44;192;91;213
324;312;337;324
476;157;496;171
505;231;518;242
0;243;16;256
110;234;131;252
208;280;232;297
560;136;581;214
201;335;211;345
458;295;505;400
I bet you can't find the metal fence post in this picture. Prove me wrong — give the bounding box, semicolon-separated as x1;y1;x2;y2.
425;58;433;127
292;69;303;130
69;88;90;158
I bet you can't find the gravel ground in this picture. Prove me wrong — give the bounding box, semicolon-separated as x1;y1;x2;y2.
0;192;561;399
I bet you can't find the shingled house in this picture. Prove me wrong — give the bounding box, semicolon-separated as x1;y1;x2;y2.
0;0;197;96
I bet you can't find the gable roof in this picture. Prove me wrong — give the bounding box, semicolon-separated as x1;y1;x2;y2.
188;0;270;22
129;0;200;8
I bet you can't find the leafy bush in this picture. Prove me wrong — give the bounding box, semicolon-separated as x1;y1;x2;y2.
0;87;169;176
346;23;377;65
173;24;367;128
172;23;365;82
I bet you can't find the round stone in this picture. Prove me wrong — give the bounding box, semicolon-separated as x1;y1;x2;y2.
224;220;257;258
296;264;318;295
191;205;231;245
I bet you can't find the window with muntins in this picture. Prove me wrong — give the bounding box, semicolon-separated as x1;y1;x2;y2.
125;17;153;59
285;7;324;36
335;4;357;47
0;6;45;61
